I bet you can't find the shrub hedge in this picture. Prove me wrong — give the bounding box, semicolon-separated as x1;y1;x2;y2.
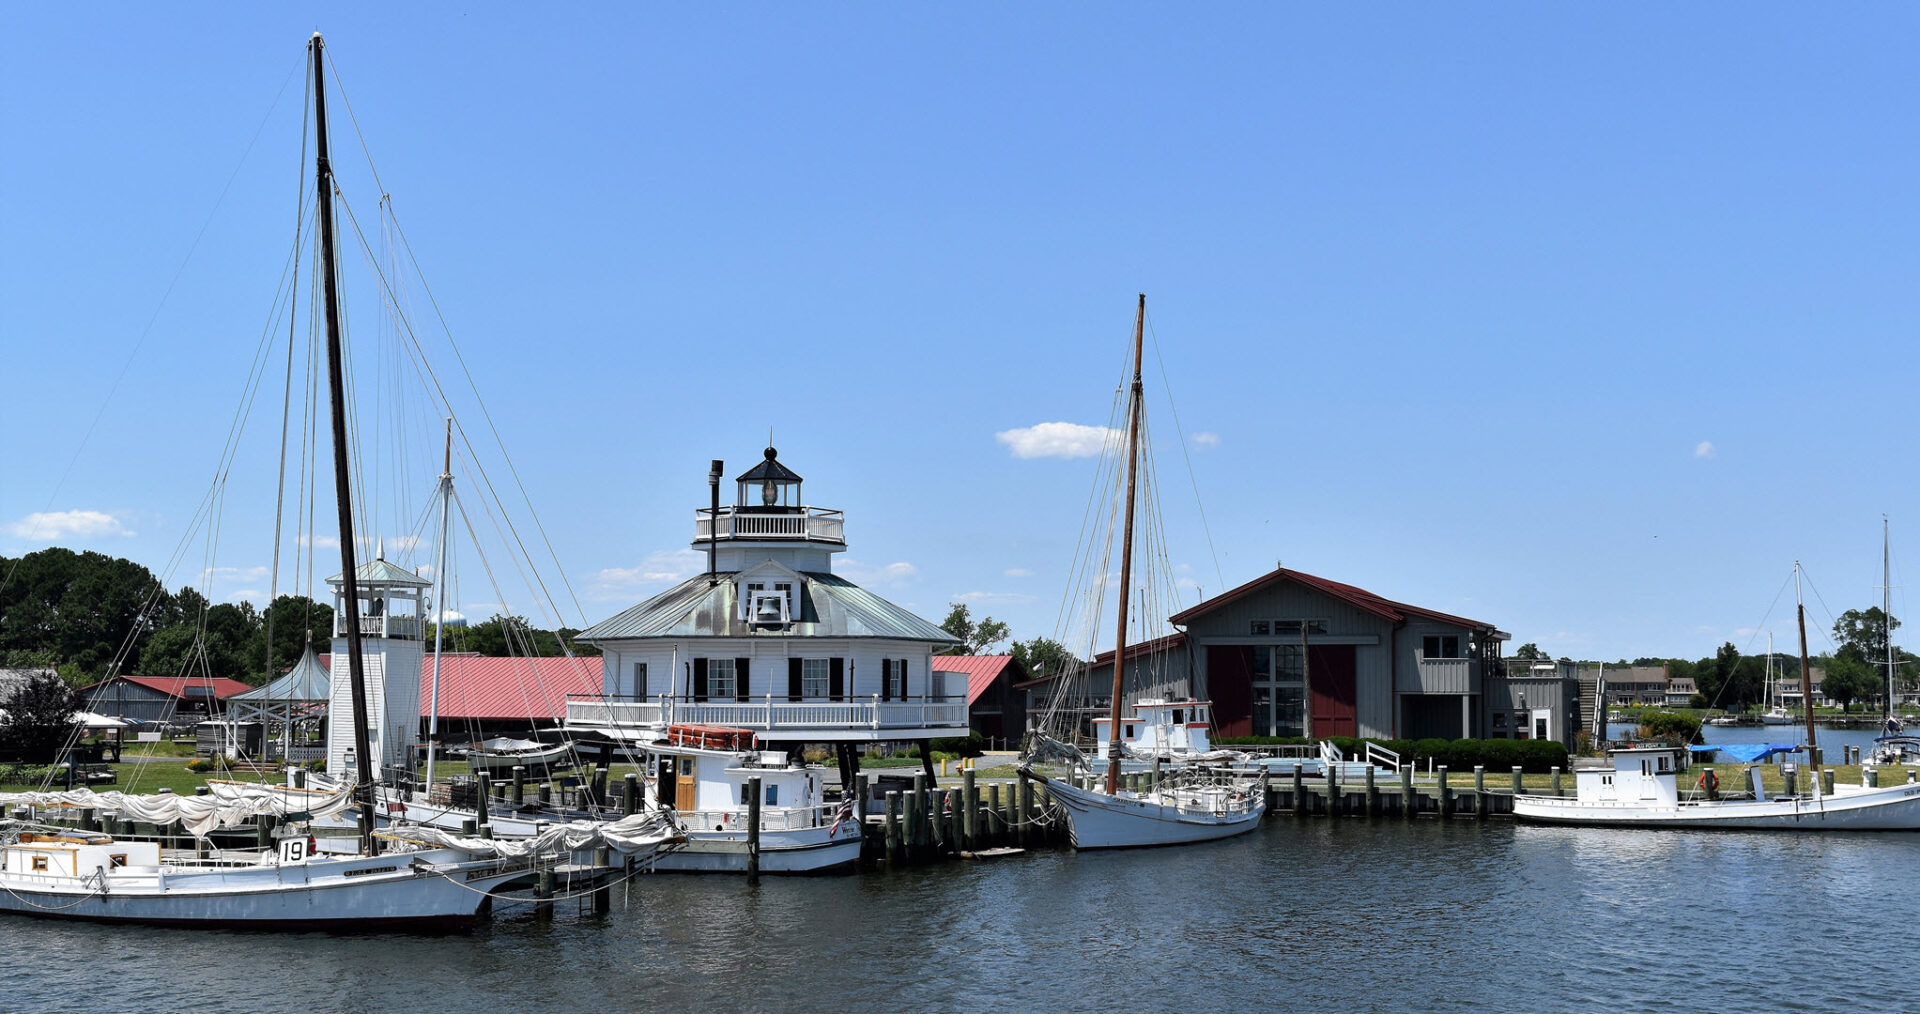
1212;735;1570;774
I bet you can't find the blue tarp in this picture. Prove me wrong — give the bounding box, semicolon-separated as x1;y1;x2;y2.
1688;743;1801;763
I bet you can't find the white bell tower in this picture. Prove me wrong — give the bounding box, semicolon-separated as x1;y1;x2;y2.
326;543;430;783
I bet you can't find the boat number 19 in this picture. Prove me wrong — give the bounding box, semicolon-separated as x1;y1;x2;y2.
279;837;309;864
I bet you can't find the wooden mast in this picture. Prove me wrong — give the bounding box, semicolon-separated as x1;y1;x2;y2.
311;32;379;853
1106;293;1146;796
1796;562;1819;783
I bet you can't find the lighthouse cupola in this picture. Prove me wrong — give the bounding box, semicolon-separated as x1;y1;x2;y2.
695;446;846;573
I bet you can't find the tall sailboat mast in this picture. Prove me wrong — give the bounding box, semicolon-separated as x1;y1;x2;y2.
425;419;454;790
1105;294;1146;796
311;32;378;853
1884;517;1896;727
1796;562;1819;777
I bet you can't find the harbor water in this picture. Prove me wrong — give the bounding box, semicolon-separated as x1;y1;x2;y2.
3;811;1914;1012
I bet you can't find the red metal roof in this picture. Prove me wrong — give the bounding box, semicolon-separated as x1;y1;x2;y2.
319;654;603;721
1167;567;1496;631
930;655;1018;706
1011;632;1187;689
85;675;256;699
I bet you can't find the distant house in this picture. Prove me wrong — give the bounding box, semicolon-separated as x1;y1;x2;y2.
82;675;255;724
929;655;1029;748
1665;674;1697;708
1593;665;1669;708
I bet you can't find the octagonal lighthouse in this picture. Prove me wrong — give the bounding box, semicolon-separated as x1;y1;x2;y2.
565;448;966;754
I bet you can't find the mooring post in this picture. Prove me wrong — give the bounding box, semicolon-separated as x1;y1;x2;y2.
1326;763;1340;817
1365;765;1378;817
1909;768;1917;785
1867;766;1881;788
947;788;964;854
1017;773;1033;848
1259;768;1272;817
293;767;307;789
885;790;903;865
461;817;476;836
512;765;526;806
1292;763;1306;815
1784;767;1798;796
963;768;978;851
911;774;929;850
746;775;762;883
623;773;639;816
256;814;272;850
535;868;553;920
987;783;1004;844
1151;757;1163;794
195;836;209;860
592;846;612;915
1551;766;1563;797
854;772;870;826
480;823;493;839
1511;766;1523;797
1438;765;1452;820
1401;764;1415;819
1472;766;1486;818
476;772;492;826
538;783;552;808
1822;769;1835;796
592;765;609;809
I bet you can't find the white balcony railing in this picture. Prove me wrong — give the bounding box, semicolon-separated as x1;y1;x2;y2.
672;802;842;832
334;614;420;640
695;507;846;544
565;694;968;736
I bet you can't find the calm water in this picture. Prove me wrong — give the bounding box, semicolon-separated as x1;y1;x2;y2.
3;816;1913;1012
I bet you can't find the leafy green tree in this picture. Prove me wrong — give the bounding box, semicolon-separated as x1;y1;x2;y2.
448;614;583;657
1011;637;1076;679
0;671;78;763
1512;643;1544;661
261;595;335;674
1693;642;1760;710
0;548;169;679
938;603;1010;656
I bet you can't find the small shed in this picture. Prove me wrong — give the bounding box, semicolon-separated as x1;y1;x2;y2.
930;655;1029;748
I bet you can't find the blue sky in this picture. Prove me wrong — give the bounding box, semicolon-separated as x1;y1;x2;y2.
6;5;1920;663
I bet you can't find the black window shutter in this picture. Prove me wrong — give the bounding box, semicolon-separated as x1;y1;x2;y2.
830;657;845;700
881;659;892;702
788;657;804;701
736;657;751;702
693;658;708;702
901;659;909;699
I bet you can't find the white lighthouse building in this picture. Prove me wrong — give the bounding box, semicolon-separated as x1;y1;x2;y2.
325;546;430;783
565;448;966;775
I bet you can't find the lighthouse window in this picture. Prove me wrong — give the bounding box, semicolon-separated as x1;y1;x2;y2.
886;659;905;699
709;658;737;699
631;662;647;697
802;658;830;698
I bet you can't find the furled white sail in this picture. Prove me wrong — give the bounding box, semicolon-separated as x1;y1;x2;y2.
0;781;355;838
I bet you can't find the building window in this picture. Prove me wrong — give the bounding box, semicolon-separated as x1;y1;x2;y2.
1422;635;1461;658
887;659;905;699
802;658;830;698
1251;620;1270;635
1492;712;1507;728
709;658;737;699
1258;619;1328;636
1249;645;1306;737
631;662;647;698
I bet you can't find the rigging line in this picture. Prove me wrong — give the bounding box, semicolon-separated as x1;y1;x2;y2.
382;207;589;625
265;54;316;686
1143;307;1225;595
329;192;578;633
0;61;302;600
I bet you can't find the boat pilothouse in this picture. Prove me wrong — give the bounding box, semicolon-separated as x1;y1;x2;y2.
1091;699;1237;763
645;725;861;873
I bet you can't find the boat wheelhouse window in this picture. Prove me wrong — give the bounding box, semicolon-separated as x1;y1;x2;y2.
709;658;737;699
1422;636;1461;659
1172;709;1183;725
802;658;830;698
110;854;128;868
30;856;46;872
740;782;751;806
631;662;647;697
766;784;778;806
680;758;694;777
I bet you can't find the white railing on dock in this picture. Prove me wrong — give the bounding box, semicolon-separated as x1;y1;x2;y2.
565;695;969;734
1365;742;1401;771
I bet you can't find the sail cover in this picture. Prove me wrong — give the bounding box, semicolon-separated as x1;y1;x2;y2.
0;781;356;838
1689;743;1802;763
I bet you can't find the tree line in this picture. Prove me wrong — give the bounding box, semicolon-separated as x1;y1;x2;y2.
0;548;593;689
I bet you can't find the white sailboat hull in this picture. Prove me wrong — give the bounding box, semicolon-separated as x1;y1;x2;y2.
0;849;532;930
1514;783;1920;830
1034;773;1265;849
653;823;862;873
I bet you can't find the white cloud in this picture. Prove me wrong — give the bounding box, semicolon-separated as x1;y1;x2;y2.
1694;441;1717;460
839;560;918;587
6;509;134;540
382;534;424;553
433;609;466;625
1189;431;1220;449
995;422;1119;459
1004;568;1033;578
591;549;706;600
298;534;340;549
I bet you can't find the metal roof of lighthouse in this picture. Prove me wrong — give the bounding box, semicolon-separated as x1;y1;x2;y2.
325;542;432;587
576;571;956;643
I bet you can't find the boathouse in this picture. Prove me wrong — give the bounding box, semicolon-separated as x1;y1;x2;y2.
565;448;967;775
1023;567;1582;744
